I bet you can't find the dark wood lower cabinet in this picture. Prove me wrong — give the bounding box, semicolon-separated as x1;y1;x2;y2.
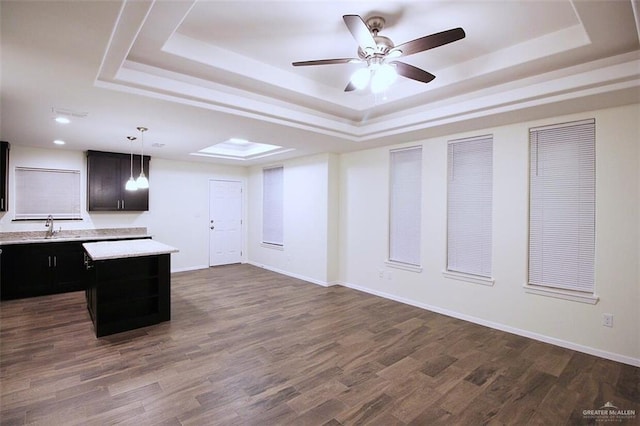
85;254;170;337
0;237;151;300
0;242;86;300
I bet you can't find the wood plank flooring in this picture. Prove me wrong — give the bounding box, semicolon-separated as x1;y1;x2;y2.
1;264;638;425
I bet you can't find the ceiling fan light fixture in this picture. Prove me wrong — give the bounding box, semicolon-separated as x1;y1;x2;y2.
371;63;397;93
350;67;371;90
291;14;465;93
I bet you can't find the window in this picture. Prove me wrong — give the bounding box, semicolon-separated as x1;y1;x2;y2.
262;166;283;246
446;136;493;279
528;119;595;295
15;167;81;220
389;146;422;267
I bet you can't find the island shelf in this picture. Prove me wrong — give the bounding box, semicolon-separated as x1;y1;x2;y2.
83;239;178;337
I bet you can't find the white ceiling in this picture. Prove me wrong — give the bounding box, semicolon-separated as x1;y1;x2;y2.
1;0;639;166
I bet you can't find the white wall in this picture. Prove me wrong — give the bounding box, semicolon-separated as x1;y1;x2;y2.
0;146;248;272
338;104;640;366
326;153;340;284
247;153;339;285
145;158;247;271
3;105;638;365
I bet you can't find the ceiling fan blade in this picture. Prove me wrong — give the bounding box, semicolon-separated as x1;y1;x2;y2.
292;58;359;66
343;15;376;51
390;27;466;57
391;61;436;84
344;81;356;92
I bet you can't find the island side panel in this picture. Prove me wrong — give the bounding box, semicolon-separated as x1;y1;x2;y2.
86;253;171;337
158;253;170;322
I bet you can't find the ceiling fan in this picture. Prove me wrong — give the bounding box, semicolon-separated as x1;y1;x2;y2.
292;15;465;93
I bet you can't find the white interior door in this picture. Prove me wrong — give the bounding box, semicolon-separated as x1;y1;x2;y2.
209;180;243;266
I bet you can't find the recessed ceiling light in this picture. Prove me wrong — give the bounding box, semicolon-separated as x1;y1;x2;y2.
53;140;66;145
55;117;70;124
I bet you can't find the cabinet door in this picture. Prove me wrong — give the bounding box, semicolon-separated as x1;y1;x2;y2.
51;243;87;292
87;153;122;211
122;156;149;211
0;141;9;212
0;245;50;299
87;151;149;211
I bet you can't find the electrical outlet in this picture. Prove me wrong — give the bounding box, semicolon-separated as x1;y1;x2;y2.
386;271;393;280
378;269;384;279
602;313;613;328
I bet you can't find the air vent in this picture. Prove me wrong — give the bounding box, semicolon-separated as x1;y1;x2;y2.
51;107;88;119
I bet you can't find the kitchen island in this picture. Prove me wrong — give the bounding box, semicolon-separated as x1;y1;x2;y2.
83;239;178;337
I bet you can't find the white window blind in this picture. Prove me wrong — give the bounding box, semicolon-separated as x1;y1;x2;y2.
529;119;595;293
15;167;81;220
262;166;284;246
447;136;493;277
389;146;422;266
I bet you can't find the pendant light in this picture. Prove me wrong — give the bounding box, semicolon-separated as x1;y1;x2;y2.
125;136;138;191
135;126;149;189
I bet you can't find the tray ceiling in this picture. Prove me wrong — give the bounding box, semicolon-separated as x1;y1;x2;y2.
2;0;639;164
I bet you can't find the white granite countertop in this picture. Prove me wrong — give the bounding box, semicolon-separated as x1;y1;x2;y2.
0;227;151;245
83;239;179;261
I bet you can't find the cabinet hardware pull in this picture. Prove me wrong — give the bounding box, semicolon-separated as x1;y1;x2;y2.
117;200;120;209
48;256;51;268
122;199;125;209
84;253;94;270
54;256;57;267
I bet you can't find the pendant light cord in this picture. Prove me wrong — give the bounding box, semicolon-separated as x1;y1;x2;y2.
126;136;136;178
136;126;148;178
135;127;149;189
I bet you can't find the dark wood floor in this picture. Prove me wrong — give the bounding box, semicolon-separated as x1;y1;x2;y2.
1;264;638;425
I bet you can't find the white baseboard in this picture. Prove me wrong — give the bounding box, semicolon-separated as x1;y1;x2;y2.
339;281;640;368
171;264;209;273
246;261;334;287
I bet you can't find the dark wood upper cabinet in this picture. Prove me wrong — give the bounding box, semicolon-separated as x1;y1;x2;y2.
87;150;150;211
0;141;9;212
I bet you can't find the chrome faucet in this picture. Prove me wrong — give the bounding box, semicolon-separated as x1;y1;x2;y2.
45;215;57;238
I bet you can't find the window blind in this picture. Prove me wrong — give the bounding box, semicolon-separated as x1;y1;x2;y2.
262;166;284;246
15;167;81;220
389;146;422;266
447;136;493;277
529;119;595;293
